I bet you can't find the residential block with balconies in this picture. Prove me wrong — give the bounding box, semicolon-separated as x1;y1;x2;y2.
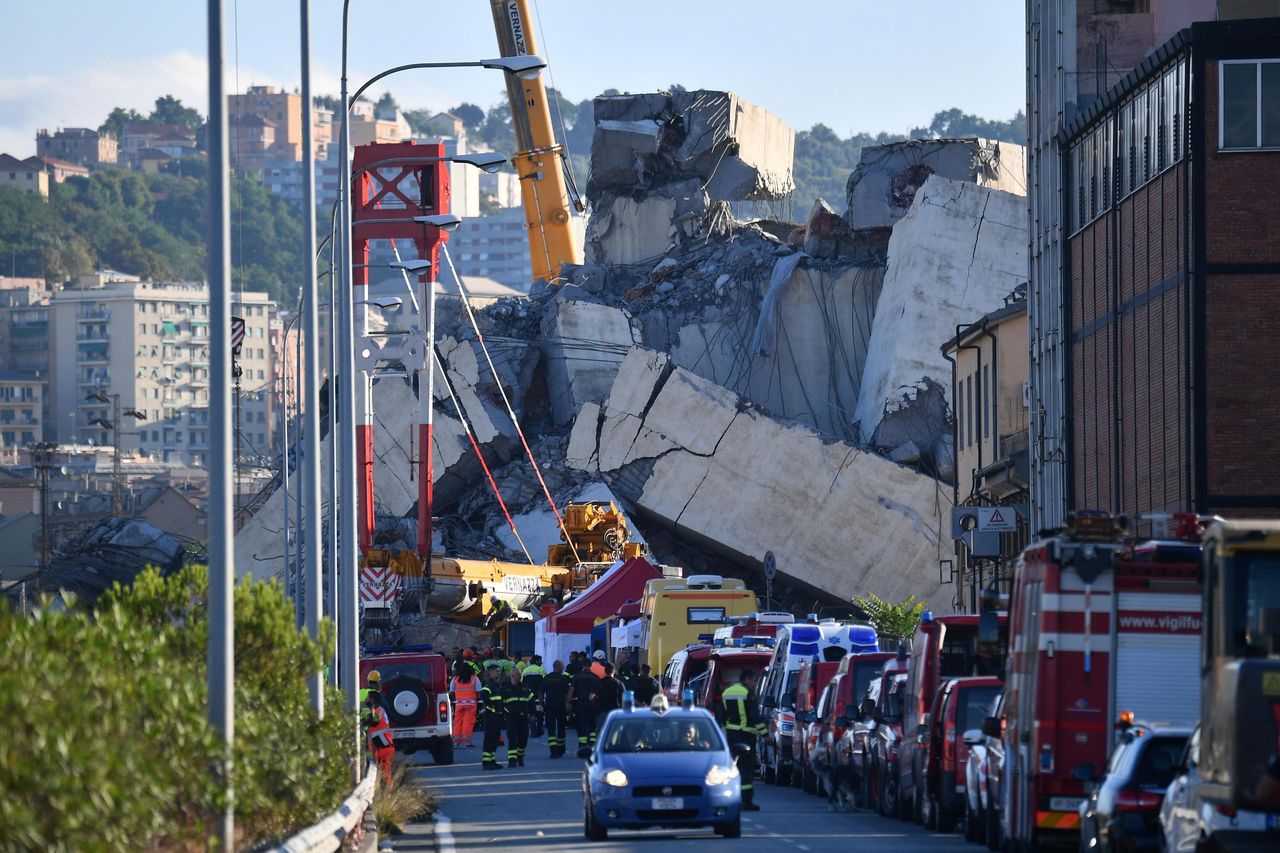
47;274;275;466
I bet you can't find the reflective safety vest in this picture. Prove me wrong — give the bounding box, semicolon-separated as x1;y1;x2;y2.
521;664;546;678
450;676;479;705
367;706;395;751
723;682;764;734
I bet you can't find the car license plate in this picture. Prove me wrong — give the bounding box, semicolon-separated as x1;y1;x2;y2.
1049;797;1084;812
650;797;684;810
393;729;417;739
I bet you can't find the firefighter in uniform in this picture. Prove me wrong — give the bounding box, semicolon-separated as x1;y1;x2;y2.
363;691;396;787
449;662;479;748
542;659;570;758
720;668;766;811
503;668;535;766
479;664;506;770
569;659;600;757
521;655;547;738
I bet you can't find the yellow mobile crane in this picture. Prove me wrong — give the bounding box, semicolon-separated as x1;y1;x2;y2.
488;0;585;284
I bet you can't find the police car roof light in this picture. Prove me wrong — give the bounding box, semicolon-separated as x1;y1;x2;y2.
681;689;694;710
805;613;819;622
622;690;635;711
920;610;934;623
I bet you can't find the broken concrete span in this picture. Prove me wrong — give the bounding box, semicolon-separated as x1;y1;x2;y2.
569;347;952;611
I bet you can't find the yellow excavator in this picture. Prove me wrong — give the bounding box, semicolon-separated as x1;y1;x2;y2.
488;0;585;285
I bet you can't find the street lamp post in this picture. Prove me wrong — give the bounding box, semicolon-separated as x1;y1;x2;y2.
206;0;236;843
299;0;324;715
29;441;58;593
333;16;546;711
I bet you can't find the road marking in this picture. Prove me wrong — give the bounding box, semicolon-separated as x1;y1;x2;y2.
434;810;456;853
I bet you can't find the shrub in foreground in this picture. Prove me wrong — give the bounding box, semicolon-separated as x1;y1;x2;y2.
0;565;356;850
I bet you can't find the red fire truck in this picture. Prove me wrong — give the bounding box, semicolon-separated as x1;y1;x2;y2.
1002;512;1204;849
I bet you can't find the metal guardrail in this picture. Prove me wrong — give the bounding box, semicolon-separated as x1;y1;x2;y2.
269;763;376;853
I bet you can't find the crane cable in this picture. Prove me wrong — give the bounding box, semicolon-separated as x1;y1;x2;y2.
434;345;535;565
388;242;534;564
441;244;582;564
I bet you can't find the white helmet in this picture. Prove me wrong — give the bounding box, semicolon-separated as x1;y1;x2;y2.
593;650;607;661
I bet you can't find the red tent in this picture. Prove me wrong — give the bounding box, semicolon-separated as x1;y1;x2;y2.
548;557;661;634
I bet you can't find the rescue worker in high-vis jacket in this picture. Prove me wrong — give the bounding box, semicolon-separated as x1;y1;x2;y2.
542;659;571;758
358;670;384;713
569;660;600;757
503;668;535;767
363;691;396;787
479;664;507;770
521;655;547;738
449;661;480;748
719;668;766;811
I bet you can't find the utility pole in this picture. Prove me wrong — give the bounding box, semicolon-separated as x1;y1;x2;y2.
110;394;122;515
30;441;57;591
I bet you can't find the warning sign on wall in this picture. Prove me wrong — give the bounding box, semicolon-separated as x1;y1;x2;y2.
978;507;1016;532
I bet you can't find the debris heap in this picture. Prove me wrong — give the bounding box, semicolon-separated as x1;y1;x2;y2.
231;90;1029;615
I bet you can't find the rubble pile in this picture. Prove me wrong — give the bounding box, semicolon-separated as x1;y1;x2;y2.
231;89;1031;616
20;517;194;605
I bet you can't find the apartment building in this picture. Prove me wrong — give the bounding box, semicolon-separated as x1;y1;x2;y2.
942;285;1030;602
47;274;275;466
0;287;51;434
1063;17;1280;519
35;127;118;170
0;370;44;451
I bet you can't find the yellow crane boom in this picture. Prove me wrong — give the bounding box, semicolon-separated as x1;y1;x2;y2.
489;0;584;284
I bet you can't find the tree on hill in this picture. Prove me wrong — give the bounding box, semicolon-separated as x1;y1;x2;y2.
99;107;144;140
151;95;202;128
450;102;485;128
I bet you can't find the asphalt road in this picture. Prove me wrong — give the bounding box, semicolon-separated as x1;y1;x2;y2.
394;743;977;853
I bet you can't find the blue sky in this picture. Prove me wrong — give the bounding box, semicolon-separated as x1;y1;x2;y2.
0;0;1026;156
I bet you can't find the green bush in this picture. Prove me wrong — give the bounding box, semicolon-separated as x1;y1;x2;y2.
0;565;356;851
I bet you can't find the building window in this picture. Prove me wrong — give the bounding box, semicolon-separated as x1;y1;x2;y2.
966;375;974;449
1221;60;1280;150
982;365;991;439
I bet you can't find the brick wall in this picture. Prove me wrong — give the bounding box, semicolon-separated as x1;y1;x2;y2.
1203;273;1280;501
1069;162;1190;517
1200;58;1280;510
1203;61;1280;265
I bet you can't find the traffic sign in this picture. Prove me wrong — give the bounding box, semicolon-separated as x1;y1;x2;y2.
978;507;1016;532
230;316;246;356
763;550;777;580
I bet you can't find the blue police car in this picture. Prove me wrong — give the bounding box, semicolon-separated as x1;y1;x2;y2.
583;694;743;840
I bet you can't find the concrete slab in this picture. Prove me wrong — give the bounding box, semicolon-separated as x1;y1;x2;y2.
588;90;794;202
855;175;1027;446
846;138;1027;231
575;346;952;610
541;300;639;426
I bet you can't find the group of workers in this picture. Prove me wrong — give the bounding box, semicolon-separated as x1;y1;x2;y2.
360;644;767;810
445;646;663;770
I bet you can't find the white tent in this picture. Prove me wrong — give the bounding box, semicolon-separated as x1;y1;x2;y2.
534;616;591;665
611;618;643;649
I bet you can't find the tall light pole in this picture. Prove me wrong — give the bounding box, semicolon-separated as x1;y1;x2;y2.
299;0;324;716
334;3;545;711
205;0;236;844
86;390;146;516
